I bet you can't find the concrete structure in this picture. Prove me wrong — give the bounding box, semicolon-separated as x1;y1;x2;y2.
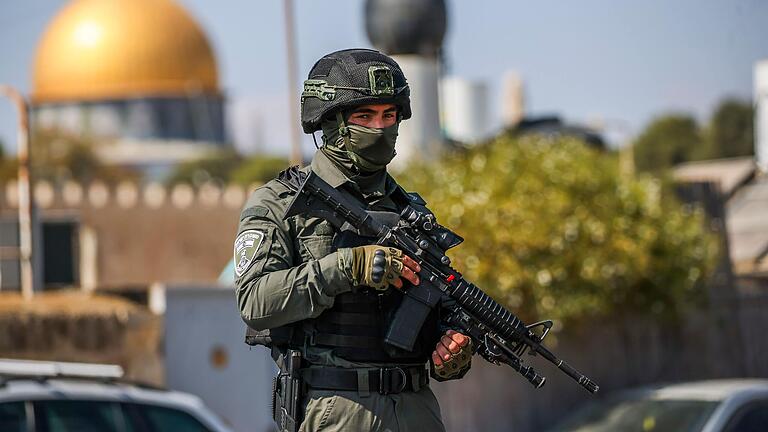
754;60;768;173
365;0;447;166
675;157;768;276
0;291;163;386
391;56;443;165
672;60;768;278
152;284;274;432
0;180;250;291
501;71;525;128
31;0;227;179
440;77;490;144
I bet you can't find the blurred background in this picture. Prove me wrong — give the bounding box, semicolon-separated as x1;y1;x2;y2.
0;0;767;431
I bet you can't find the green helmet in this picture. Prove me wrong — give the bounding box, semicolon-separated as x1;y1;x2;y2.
300;49;411;134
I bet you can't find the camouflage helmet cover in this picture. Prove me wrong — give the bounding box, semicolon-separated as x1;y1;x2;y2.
300;48;411;134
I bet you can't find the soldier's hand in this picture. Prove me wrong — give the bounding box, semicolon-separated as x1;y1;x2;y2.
347;245;420;290
432;330;471;369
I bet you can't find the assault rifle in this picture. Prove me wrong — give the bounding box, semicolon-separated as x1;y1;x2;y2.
281;168;599;393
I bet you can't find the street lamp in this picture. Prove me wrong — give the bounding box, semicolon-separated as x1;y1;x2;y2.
0;85;34;300
588;116;635;177
282;0;303;167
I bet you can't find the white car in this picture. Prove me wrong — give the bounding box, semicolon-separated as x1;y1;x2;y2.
547;379;768;432
0;359;233;432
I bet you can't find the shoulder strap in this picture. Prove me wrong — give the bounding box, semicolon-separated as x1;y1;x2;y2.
276;165;306;192
391;186;425;209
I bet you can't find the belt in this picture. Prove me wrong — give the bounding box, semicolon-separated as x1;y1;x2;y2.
301;365;429;395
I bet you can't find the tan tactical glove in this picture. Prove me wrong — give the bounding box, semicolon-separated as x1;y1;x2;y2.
347;245;405;290
431;330;473;380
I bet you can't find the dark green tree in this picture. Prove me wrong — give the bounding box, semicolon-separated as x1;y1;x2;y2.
166;150;242;186
633;114;703;173
705;98;753;159
30;128;138;183
230;156;289;185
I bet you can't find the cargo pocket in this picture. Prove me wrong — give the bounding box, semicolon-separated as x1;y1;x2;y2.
300;394;338;432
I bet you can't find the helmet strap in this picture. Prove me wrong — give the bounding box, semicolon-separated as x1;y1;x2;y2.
336;111;352;150
311;131;320;149
334;111;362;176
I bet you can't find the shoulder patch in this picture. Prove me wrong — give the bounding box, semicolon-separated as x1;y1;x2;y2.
234;230;266;277
241;206;269;220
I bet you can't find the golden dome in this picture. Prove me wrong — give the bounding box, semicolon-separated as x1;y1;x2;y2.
32;0;219;104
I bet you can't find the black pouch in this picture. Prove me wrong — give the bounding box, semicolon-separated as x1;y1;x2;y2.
244;327;271;346
244;325;298;347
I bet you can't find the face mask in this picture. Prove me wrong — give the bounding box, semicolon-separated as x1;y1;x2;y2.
344;123;399;172
321;114;399;174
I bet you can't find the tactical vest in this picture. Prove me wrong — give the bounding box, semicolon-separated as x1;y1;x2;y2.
245;173;440;364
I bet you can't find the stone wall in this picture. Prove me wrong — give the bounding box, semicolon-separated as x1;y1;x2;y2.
0;291;163;386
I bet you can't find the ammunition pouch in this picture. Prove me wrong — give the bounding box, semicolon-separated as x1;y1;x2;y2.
244;325;303;348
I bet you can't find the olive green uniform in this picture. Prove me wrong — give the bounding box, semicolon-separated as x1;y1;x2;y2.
236;151;455;432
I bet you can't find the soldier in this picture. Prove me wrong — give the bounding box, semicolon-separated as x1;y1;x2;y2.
235;48;472;432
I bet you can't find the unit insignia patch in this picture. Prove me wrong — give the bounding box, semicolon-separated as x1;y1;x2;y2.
234;230;265;277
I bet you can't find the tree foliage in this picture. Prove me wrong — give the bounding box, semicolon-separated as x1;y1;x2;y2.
30;128;138;183
705;98;753;159
167;152;288;186
230;156;289;185
401;136;717;324
633;114;703;173
633;99;754;174
166;150;242;186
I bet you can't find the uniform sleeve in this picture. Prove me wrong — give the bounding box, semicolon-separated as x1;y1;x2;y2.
234;186;353;331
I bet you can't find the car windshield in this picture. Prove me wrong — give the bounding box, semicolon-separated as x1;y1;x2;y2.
548;396;720;432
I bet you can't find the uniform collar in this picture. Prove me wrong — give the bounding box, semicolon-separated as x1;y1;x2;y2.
311;149;350;189
310;149;399;204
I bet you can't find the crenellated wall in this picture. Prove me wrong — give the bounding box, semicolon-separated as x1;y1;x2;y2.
0;180;257;211
0;180;260;290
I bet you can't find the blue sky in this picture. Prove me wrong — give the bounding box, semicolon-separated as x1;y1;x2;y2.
1;0;767;156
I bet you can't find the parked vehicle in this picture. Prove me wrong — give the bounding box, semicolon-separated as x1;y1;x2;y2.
547;379;768;432
0;359;233;432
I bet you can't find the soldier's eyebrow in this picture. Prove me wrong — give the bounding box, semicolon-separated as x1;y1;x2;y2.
350;107;397;116
350;108;377;115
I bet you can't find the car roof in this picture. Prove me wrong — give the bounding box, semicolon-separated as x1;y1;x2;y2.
635;379;768;401
0;378;206;411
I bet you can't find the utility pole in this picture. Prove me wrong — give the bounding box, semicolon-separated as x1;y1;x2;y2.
589;116;635;177
283;0;303;166
0;85;34;300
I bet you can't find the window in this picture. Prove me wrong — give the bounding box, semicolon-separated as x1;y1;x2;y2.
42;221;79;287
34;400;122;432
724;400;768;432
549;397;719;432
0;402;27;432
122;403;212;432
